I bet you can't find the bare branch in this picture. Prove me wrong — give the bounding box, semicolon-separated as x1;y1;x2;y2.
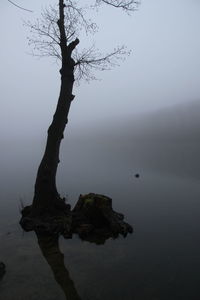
25;1;132;82
96;0;140;11
66;0;97;34
7;0;33;13
68;38;80;55
24;15;61;60
74;45;131;82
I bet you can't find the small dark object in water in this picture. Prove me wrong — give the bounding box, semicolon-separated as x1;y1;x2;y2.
0;262;6;279
135;174;140;178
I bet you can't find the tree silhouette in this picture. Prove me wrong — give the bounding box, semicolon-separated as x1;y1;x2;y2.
20;0;136;239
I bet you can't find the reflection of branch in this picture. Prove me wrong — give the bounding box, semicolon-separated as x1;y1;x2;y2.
7;0;33;13
36;233;82;300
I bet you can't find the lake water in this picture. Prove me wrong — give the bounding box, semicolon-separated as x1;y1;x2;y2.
0;136;200;300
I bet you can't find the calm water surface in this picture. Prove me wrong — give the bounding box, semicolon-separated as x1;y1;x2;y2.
0;138;200;300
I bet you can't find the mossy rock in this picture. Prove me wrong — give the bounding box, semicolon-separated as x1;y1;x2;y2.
72;193;133;244
73;193;112;211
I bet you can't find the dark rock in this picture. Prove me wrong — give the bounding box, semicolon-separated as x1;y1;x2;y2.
20;193;133;244
21;205;32;217
72;193;133;244
135;173;140;178
0;262;6;280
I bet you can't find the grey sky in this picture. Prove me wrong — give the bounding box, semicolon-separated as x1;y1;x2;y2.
1;0;200;140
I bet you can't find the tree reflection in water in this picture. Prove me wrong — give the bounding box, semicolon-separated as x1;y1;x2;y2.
34;194;133;299
36;232;81;300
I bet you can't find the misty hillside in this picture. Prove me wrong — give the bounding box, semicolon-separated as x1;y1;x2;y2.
84;99;200;143
78;100;200;179
60;100;200;180
128;100;200;179
131;100;200;142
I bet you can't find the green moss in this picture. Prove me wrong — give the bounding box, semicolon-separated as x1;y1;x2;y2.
81;193;111;208
84;198;94;206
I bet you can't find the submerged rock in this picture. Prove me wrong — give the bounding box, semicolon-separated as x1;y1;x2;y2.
20;193;133;244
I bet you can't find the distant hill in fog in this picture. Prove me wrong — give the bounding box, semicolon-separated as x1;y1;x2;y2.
128;100;200;179
130;100;200;142
85;100;200;179
86;99;200;143
63;100;200;179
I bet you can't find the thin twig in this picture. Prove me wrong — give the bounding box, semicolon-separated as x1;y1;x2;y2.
7;0;33;13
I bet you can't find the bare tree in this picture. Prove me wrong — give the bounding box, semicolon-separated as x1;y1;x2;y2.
20;0;135;239
25;2;130;82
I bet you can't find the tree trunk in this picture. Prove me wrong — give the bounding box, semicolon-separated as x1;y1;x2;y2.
31;63;75;216
30;0;79;216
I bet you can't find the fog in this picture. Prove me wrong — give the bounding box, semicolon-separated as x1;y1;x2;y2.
0;0;200;202
1;3;200;299
1;0;200;134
